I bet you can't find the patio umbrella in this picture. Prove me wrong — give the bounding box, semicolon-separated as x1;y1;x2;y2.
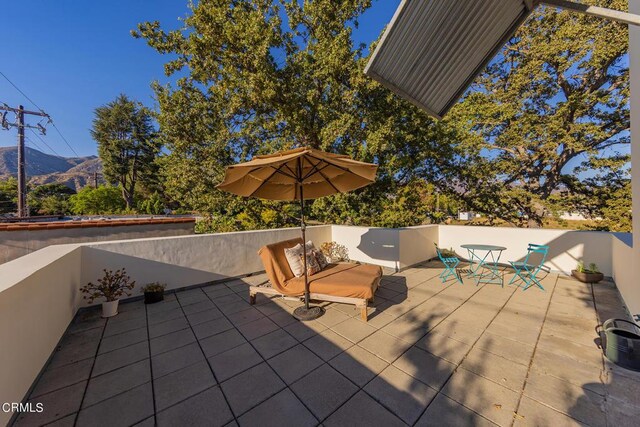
217;147;378;320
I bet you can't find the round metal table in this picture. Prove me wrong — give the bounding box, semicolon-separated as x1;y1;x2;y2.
460;244;507;286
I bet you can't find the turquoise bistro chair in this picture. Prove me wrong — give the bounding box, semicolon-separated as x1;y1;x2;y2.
508;244;549;290
435;244;463;285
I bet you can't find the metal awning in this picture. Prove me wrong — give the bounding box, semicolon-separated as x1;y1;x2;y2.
365;0;640;119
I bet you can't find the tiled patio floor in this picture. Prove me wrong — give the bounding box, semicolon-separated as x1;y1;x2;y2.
15;261;640;426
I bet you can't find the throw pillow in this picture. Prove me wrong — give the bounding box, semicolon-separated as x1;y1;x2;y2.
299;250;322;276
312;249;329;269
284;241;315;277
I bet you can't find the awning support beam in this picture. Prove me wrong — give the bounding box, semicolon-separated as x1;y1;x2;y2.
541;0;640;26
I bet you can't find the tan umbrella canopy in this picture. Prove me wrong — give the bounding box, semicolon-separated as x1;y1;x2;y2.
217;147;377;200
217;147;378;320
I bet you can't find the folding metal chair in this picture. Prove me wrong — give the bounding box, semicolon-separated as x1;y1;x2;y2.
508;244;549;290
435;244;463;284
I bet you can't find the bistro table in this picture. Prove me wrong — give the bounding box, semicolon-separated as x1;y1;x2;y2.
460;244;507;286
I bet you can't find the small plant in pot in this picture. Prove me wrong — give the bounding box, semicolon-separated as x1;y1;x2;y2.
80;269;135;318
572;261;604;283
141;282;166;304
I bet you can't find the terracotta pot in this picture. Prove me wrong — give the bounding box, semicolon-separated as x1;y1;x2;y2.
102;300;119;318
571;270;604;283
144;291;164;304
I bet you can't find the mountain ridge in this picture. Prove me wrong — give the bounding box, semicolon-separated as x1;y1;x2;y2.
0;146;102;191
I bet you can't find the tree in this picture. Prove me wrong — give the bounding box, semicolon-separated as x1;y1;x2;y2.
0;178;17;215
92;94;160;209
133;0;443;230
28;183;75;215
68;186;126;215
425;0;629;227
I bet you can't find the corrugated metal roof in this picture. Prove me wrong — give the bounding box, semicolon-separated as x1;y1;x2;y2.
365;0;536;119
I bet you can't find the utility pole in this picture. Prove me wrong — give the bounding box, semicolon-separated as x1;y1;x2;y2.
94;171;98;188
0;104;50;218
17;106;26;217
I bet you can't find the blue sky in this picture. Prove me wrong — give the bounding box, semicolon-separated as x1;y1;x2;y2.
0;1;399;158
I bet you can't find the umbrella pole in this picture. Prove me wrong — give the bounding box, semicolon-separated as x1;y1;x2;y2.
300;188;309;310
292;182;324;321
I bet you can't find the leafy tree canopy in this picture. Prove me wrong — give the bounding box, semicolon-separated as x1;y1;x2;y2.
92;94;161;209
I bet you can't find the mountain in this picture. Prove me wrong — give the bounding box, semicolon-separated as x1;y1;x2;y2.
0;146;102;191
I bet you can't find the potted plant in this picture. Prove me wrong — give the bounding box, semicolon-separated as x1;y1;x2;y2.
572;261;604;283
80;269;135;317
141;282;166;304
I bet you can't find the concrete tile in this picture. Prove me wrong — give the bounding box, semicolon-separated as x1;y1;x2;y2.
152;342;205;378
416;393;495;427
15;381;85;426
269;311;298;327
48;339;100;369
42;413;77;427
154;361;216;411
237;388;317;427
603;397;640;427
432;319;486;346
203;284;235;298
200;329;247;358
30;358;93;398
283;319;327;342
514;396;583;427
531;347;605;395
156;386;233;427
291;364;358;421
76;383;154;427
92;341;149;377
461;346;529;392
442;368;520;426
392;346;456;390
186;307;224;326
192;316;234;340
303;329;353;361
209;342;263;382
365;312;396;329
182;299;216;315
474;331;535;366
132;416;155;426
103;316;147;338
523;370;606;427
65;313;105;335
536;333;602;368
365;365;437;424
98;327;147;354
323;391;405;427
416;331;472;365
255;301;285;317
150;328;196;356
107;307;146;324
267;344;323;385
316;308;352;328
359;330;412;363
236;317;280;341
329;346;388;387
83;359;151;407
381;315;430;343
251;329;298;359
221;362;286;416
146;299;180;315
148;316;189;339
331;318;377;343
218;300;253;315
227;307;265;326
59;326;102;348
147;307;185;326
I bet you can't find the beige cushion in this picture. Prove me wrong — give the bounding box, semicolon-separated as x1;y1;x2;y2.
284;241;314;277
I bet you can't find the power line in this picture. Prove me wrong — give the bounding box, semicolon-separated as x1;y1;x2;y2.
0;71;45;113
29;128;64;158
0;70;80;157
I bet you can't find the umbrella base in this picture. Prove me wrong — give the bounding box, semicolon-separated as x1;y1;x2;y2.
293;305;325;321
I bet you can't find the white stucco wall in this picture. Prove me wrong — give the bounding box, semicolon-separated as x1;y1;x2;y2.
438;225;618;276
0;245;83;427
81;225;332;298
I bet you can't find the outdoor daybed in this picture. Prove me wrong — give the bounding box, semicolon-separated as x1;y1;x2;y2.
250;238;382;321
